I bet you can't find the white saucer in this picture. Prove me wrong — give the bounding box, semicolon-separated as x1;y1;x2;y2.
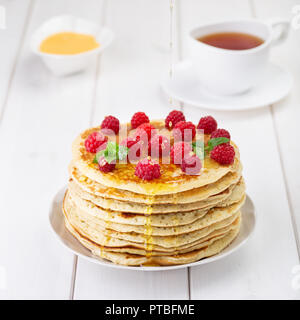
49;186;256;271
161;61;293;111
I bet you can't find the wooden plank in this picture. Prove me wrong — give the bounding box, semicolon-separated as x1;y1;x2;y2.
0;0;31;120
74;0;189;300
0;0;105;299
179;0;300;299
252;0;300;256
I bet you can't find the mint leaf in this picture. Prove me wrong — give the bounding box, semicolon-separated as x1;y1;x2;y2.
207;137;229;152
105;142;118;164
192;141;205;159
93;142;128;164
118;145;129;161
93;149;106;163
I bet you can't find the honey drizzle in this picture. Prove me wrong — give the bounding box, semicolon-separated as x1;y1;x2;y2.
145;215;154;258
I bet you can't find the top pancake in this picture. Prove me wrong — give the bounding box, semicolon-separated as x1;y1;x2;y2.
72;120;240;195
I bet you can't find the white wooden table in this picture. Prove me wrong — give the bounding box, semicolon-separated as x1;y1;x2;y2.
0;0;299;300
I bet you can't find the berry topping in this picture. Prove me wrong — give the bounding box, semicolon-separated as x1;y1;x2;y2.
134;123;157;143
210;128;231;140
181;153;202;175
131;112;150;129
173;121;196;142
135;157;161;181
101;115;120;134
210;144;235;165
84;132;107;153
165;110;186;129
197;116;217;134
170;142;193;164
97;156;116;173
120;137;141;162
148;135;170;158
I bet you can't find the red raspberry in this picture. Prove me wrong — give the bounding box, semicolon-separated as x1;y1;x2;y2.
134;123;157;143
165;110;185;129
101;115;120;134
210;128;231;140
131;112;150;129
181;154;202;175
148;135;170;158
98;156;116;173
210;144;235;165
120;137;139;150
84;132;107;153
173;121;196;142
134;157;161;180
197;116;217;134
170;142;192;164
120;137;141;162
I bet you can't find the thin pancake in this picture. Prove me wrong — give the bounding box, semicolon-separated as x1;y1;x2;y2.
68;176;245;213
69;162;242;204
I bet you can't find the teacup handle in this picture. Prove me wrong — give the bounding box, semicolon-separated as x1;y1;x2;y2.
267;18;290;46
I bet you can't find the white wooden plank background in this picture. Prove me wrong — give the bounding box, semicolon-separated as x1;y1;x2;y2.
0;0;299;299
253;0;300;258
0;0;105;299
0;0;31;118
180;0;300;299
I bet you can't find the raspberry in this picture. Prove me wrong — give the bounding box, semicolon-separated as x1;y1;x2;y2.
197;116;217;134
98;156;116;173
170;142;192;164
148;135;170;158
131;112;149;129
101;115;120;134
134;123;157;143
173;121;196;142
181;154;202;175
120;137;139;150
84;131;107;153
210;128;231;140
134;157;161;180
165;110;185;129
120;137;141;162
210;144;235;165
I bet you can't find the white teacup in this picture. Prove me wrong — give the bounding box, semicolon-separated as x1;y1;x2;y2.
188;19;289;95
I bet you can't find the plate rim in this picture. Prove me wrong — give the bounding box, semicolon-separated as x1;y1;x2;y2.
161;60;293;112
49;186;256;271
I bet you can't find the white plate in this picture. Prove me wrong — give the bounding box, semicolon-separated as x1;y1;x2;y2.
49;186;256;271
161;61;293;111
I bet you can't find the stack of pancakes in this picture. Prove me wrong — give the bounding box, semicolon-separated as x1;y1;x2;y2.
63;120;245;266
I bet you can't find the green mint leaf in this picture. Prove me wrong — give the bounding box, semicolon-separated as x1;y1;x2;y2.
106;141;118;155
93;142;129;164
192;141;205;160
105;154;117;164
192;141;204;149
118;145;129;161
194;147;205;159
105;142;118;164
93;150;106;163
207;137;229;152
